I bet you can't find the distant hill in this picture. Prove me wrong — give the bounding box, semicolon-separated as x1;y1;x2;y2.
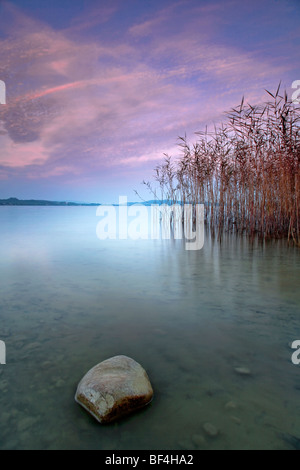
0;197;100;206
0;197;180;206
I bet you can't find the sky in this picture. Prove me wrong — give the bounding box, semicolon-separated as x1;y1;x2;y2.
0;0;299;203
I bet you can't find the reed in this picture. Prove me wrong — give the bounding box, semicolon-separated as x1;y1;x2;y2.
143;85;300;245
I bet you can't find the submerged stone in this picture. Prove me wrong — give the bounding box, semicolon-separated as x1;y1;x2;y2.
234;367;252;376
75;355;153;424
225;401;237;410
192;434;207;447
231;416;242;425
203;422;219;437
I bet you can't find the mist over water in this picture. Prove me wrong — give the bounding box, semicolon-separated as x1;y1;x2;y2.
0;206;299;450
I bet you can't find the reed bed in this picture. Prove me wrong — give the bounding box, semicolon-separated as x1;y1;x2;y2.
143;86;300;245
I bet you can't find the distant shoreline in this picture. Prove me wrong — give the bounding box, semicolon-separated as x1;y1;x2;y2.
0;197;100;206
0;197;163;207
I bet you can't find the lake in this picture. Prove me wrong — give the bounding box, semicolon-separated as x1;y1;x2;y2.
0;206;299;450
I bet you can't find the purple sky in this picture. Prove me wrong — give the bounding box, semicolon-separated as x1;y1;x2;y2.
0;0;299;203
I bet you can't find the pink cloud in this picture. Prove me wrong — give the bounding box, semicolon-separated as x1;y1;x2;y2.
18;81;86;102
65;4;117;34
118;144;180;166
0;136;49;168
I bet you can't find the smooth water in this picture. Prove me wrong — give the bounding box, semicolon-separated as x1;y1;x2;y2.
0;206;299;450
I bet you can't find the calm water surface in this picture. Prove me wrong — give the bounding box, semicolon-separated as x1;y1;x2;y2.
0;206;299;450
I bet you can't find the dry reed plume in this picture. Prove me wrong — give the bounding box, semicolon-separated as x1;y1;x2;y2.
143;85;300;245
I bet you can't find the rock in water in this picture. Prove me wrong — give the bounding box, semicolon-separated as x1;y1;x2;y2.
234;367;251;376
203;422;219;437
75;355;153;424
